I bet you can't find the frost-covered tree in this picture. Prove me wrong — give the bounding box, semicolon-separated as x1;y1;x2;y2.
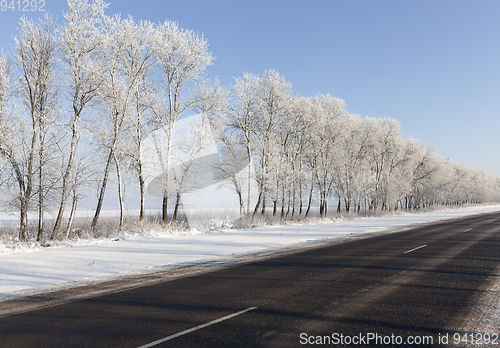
194;81;252;216
90;15;155;229
224;73;260;215
250;70;292;216
386;136;422;210
331;115;370;213
0;57;30;239
119;20;156;223
51;0;108;238
307;94;347;216
13;14;60;241
171;116;216;221
273;96;308;218
407;147;442;209
285;97;311;216
149;20;214;223
363;117;402;210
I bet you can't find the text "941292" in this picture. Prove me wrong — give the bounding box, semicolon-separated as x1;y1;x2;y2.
1;0;45;11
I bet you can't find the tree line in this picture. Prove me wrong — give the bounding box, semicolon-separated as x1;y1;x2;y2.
220;72;500;218
0;0;498;242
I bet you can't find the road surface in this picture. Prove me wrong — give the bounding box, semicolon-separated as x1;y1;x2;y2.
1;211;499;347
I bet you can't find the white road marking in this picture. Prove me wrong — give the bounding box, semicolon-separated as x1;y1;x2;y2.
464;228;472;232
137;307;257;348
404;245;427;254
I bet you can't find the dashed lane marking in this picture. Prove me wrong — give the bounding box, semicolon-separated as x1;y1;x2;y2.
404;245;427;254
137;307;257;347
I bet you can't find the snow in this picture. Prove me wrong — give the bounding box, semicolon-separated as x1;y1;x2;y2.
1;205;500;303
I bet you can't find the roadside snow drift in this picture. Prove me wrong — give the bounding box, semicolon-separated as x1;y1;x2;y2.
1;205;499;302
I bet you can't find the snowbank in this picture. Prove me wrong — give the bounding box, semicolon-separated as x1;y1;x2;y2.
1;205;499;302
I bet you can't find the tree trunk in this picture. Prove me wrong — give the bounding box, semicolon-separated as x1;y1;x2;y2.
19;199;29;242
115;155;125;229
173;191;181;222
305;184;313;218
286;190;291;218
91;148;115;230
51;120;78;239
138;163;146;222
246;151;252;215
319;193;324;217
37;162;44;242
280;188;285;218
252;190;262;218
162;123;175;223
65;190;78;239
323;193;328;216
261;188;266;216
232;175;244;216
162;196;168;223
37;125;45;243
299;184;303;215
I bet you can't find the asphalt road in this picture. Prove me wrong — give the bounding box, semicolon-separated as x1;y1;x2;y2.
1;211;500;347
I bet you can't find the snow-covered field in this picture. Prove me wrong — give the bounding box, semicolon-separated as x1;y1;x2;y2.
1;205;500;303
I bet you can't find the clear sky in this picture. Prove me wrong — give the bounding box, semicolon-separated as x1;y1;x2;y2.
1;0;499;176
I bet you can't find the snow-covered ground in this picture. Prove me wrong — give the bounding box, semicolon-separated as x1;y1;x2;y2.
1;205;500;303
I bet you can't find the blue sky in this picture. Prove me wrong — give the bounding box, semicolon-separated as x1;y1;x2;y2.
1;0;500;176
